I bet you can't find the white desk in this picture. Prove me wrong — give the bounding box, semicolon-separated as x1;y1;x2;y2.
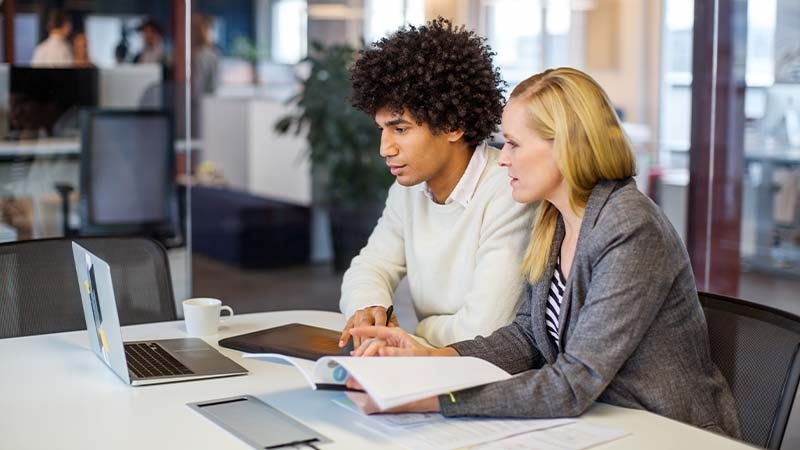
0;138;80;160
0;310;753;449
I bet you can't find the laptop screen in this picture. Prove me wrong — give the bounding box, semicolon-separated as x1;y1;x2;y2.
72;242;130;383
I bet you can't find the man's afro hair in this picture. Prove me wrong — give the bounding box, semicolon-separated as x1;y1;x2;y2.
350;17;505;148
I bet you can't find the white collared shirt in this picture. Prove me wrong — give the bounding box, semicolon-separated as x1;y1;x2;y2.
31;35;74;66
420;143;489;207
138;42;165;64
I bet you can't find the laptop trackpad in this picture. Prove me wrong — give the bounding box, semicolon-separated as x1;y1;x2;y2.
158;338;246;373
188;395;329;448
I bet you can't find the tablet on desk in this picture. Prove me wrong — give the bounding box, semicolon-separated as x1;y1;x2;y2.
219;323;351;360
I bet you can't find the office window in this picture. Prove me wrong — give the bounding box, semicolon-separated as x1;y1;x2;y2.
746;0;776;86
364;0;425;43
14;13;38;64
660;0;778;164
663;0;694;76
271;0;307;64
482;0;570;90
85;16;144;68
659;0;694;169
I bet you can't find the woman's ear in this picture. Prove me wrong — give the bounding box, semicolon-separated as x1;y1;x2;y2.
447;129;466;143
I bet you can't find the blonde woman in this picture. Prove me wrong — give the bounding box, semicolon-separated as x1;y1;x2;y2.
345;67;741;437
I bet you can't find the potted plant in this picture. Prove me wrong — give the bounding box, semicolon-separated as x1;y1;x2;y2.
275;41;393;271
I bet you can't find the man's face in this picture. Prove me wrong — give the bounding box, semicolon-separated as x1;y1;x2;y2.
142;26;161;47
374;107;460;188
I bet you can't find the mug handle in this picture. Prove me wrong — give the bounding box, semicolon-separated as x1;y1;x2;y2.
220;305;234;323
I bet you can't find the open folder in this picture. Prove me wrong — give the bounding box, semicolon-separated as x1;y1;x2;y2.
243;354;513;411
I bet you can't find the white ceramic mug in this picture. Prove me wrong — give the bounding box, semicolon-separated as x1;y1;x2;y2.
182;298;234;337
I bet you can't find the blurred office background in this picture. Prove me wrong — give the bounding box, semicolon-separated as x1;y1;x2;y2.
1;0;799;323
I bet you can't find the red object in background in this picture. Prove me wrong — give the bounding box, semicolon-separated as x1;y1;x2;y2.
175;149;199;179
647;166;663;202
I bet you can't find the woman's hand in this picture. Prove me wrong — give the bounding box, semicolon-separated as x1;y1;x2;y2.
339;306;399;348
350;336;391;357
349;326;459;357
345;389;441;415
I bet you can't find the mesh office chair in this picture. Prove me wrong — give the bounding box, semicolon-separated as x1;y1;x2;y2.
699;291;800;449
56;109;183;247
0;237;177;339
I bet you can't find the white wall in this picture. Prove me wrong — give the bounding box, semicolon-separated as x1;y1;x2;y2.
202;95;311;205
589;0;660;128
99;64;161;108
202;97;251;191
248;100;311;205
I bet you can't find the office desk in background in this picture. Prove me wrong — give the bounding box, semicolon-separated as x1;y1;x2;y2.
0;138;80;161
0;310;752;450
0;137;201;161
0;138;199;240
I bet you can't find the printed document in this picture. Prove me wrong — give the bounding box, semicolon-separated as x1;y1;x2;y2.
473;422;628;449
334;393;574;450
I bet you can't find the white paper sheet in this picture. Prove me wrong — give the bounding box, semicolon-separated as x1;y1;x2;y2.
333;394;574;450
472;422;629;450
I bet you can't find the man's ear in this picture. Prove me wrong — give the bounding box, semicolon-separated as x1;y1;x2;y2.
447;129;465;143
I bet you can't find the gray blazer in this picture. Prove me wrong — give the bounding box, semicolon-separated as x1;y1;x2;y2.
440;178;741;437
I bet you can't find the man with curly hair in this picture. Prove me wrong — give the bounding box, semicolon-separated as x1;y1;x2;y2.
338;18;535;349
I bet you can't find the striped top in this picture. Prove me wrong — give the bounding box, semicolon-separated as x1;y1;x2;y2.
546;257;567;346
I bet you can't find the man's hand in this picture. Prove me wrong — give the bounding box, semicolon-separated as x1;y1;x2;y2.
339;306;399;348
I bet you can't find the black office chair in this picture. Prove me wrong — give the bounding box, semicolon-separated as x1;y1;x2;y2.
56;109;183;248
0;237;177;339
699;291;800;449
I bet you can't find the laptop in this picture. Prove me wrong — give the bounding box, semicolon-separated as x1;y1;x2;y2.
72;242;248;386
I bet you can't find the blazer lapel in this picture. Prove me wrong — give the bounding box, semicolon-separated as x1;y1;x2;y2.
556;267;573;352
551;217;573;354
532;216;565;363
555;179;626;351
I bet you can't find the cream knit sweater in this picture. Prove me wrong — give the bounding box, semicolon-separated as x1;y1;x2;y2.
339;148;535;347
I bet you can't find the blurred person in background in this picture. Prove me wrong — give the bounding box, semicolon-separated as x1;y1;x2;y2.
134;17;171;79
72;31;93;67
31;10;73;66
134;17;166;64
192;13;220;96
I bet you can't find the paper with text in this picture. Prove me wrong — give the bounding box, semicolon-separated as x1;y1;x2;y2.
472;422;628;450
333;394;574;450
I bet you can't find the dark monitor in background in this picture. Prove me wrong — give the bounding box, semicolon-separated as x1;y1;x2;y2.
8;66;99;139
78;109;182;247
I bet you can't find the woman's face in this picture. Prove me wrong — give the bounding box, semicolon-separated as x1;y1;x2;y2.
498;98;564;204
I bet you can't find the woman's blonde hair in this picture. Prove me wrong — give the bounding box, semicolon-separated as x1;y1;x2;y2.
513;67;636;282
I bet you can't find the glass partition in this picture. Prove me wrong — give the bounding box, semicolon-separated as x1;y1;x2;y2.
735;0;800;309
0;1;190;307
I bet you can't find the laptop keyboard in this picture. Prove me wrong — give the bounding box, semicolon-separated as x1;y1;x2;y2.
124;342;194;379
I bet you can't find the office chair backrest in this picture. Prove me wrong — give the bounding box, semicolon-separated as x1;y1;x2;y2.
79;109;182;246
0;237;177;339
699;291;800;449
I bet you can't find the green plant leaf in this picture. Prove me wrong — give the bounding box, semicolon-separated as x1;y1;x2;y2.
274;41;391;208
